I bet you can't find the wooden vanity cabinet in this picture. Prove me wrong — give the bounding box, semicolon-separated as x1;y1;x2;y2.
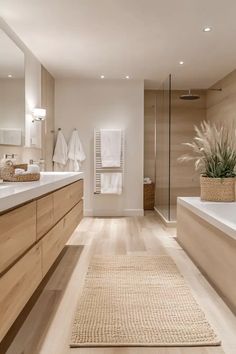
41;218;65;276
36;193;54;240
41;199;83;276
53;180;83;223
0;179;83;342
0;243;42;340
0;201;36;275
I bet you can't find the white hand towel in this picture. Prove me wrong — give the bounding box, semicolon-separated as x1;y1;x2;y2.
68;130;86;172
100;129;122;167
101;173;122;194
53;131;68;169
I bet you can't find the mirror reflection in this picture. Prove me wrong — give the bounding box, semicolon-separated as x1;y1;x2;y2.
0;30;25;146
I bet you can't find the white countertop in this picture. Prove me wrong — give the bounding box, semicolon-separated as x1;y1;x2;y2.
0;172;84;213
178;197;236;240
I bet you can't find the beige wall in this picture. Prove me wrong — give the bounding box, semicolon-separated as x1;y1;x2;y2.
55;79;144;216
144;91;156;182
41;66;55;171
206;69;236;194
207;69;236;127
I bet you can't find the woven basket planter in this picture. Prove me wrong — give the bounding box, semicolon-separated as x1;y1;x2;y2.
0;161;40;182
200;175;235;202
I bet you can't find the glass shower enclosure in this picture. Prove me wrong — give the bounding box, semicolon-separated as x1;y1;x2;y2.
154;74;202;222
155;74;173;221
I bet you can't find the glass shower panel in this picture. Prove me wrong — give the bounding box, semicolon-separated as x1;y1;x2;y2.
169;88;204;221
154;75;203;222
155;75;171;220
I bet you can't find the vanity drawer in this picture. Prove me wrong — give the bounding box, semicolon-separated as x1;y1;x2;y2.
0;243;42;341
41;200;83;276
63;199;83;241
53;180;83;223
36;193;54;239
41;219;65;276
0;201;37;274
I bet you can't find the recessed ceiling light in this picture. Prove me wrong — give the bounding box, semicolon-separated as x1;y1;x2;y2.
8;74;12;78
203;26;212;32
179;61;184;65
125;75;130;79
100;75;105;79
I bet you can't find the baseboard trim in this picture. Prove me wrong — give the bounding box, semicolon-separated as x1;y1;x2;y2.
154;207;177;227
124;209;144;216
84;209;93;217
84;209;144;217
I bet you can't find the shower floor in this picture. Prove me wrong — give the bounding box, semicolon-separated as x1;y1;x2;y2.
155;205;177;222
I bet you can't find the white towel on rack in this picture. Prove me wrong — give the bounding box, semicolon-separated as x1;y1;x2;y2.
100;173;122;194
100;129;122;167
52;130;68;168
68;129;86;172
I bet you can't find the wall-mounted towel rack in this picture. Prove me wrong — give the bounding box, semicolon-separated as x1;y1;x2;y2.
94;129;125;194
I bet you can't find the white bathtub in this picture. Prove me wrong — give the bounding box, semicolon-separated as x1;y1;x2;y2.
177;197;236;240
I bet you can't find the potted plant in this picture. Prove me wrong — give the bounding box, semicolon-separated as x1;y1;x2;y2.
179;121;236;202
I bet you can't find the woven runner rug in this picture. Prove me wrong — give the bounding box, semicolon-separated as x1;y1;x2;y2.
71;255;220;347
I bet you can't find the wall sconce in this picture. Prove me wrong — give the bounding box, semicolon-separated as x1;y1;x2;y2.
32;108;46;122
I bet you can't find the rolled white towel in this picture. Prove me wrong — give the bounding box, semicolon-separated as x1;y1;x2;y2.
14;168;25;175
144;177;152;184
27;164;40;173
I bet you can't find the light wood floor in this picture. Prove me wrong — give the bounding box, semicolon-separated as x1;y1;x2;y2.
1;212;236;354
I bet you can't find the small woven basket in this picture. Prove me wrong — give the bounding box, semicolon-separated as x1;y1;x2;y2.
0;161;40;182
143;183;155;210
200;175;235;202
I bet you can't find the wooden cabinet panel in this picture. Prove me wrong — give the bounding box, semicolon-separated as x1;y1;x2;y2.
53;180;83;223
41;219;65;276
63;200;83;243
36;193;54;239
0;201;36;274
69;179;83;207
42;200;83;277
0;243;42;341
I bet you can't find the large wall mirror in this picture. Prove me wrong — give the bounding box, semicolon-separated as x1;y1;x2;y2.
0;29;25;146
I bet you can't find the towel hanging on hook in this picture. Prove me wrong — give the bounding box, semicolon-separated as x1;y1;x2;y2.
68;129;86;171
53;129;68;169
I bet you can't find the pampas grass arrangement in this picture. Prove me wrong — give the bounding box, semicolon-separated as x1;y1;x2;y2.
179;121;236;178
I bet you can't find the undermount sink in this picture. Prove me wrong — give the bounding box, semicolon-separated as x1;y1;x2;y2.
0;184;9;189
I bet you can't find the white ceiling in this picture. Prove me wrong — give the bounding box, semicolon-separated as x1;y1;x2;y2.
0;29;24;78
1;0;236;88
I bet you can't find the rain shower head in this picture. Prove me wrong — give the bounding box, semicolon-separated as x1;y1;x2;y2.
180;89;200;100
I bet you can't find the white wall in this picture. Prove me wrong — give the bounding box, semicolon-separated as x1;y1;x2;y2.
55;79;144;216
0;17;42;162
